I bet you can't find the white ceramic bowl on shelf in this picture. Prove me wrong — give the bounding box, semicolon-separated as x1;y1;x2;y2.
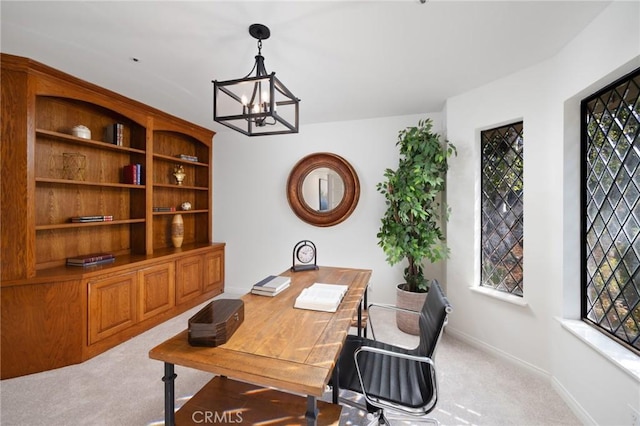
72;125;91;139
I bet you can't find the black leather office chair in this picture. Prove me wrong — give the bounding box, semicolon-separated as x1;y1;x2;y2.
334;280;452;425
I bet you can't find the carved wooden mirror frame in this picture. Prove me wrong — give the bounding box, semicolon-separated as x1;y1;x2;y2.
287;152;360;227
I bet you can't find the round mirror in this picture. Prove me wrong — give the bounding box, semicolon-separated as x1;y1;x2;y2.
287;153;360;227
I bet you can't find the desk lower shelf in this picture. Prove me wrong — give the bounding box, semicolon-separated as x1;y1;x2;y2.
175;376;342;425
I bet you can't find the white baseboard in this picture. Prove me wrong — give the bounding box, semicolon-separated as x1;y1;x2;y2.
221;286;248;298
445;327;591;424
549;375;596;425
445;327;549;377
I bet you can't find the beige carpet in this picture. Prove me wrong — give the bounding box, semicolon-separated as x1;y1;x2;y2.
1;296;580;425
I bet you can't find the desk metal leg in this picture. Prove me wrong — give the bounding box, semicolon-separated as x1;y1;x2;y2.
357;302;363;337
332;363;339;404
306;395;318;425
357;285;368;337
363;286;368;337
162;362;177;426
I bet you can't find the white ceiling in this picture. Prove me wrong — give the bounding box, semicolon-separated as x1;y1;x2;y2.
1;1;611;133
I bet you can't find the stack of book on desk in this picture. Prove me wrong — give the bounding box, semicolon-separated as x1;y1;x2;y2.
66;252;115;267
251;275;291;297
294;283;349;312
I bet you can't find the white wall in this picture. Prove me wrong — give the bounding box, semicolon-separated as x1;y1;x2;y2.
445;2;639;425
213;113;444;304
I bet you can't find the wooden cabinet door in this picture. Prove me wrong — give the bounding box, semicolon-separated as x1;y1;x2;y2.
175;255;203;305
203;249;224;295
138;262;175;321
88;271;137;345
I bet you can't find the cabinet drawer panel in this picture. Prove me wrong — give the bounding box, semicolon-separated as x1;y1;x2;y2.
88;272;137;345
175;255;203;305
204;250;224;294
138;262;175;321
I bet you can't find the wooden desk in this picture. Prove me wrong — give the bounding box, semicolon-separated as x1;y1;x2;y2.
149;266;371;425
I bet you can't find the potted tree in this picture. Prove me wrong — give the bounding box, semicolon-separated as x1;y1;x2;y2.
377;118;456;334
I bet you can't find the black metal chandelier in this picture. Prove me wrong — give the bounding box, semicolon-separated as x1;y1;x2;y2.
213;24;300;136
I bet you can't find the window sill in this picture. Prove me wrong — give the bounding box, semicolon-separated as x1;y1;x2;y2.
558;318;640;382
469;285;528;306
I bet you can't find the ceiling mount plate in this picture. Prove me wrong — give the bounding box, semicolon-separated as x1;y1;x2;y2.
249;24;270;40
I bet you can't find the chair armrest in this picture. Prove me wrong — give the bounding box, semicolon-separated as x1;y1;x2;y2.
368;302;421;315
355;345;434;368
367;303;420;341
353;346;437;415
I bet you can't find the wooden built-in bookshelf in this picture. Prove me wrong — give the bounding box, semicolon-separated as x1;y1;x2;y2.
1;53;224;378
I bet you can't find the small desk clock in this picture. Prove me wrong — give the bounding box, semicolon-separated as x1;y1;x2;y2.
291;240;319;272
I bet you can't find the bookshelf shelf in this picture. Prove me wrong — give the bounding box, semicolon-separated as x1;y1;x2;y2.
152;209;208;216
153;183;208;191
153;152;209;167
35;219;146;231
36;177;146;189
36;128;146;154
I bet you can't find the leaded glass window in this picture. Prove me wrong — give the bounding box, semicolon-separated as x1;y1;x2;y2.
481;122;524;296
582;68;640;353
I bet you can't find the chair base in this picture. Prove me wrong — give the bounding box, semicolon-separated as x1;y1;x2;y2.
362;408;440;426
383;411;440;425
337;389;440;426
367;412;440;426
366;410;385;426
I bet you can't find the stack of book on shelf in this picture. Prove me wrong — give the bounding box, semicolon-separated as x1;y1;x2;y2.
105;123;124;146
177;154;199;162
152;207;176;212
294;283;349;312
66;252;115;267
71;215;113;223
251;275;291;297
123;163;143;184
